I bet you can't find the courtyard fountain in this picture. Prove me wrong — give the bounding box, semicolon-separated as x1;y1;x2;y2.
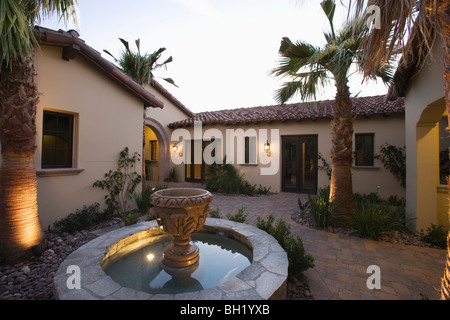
53;188;288;300
150;188;213;269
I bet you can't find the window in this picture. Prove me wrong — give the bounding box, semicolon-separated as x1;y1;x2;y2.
244;136;257;164
355;134;374;167
150;140;158;161
42;111;73;168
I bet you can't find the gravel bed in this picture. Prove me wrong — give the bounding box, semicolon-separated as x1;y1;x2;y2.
0;219;120;300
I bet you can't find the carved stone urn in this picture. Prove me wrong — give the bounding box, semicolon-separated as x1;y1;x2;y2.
150;188;213;268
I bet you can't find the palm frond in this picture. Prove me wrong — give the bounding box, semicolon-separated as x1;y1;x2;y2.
0;0;78;71
352;0;440;78
274;69;330;104
271;37;321;78
105;39;176;87
0;0;34;71
321;0;337;40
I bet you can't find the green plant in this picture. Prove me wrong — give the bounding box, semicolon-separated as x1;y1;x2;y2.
153;182;169;192
134;187;153;216
257;214;314;278
419;224;448;249
168;167;178;182
308;186;333;229
209;208;223;219
353;192;382;208
120;212;140;226
93;147;142;214
204;157;242;194
318;152;332;180
298;198;310;219
351;203;402;240
375;144;406;188
226;206;248;223
53;203;112;234
256;185;271;195
204;157;270;196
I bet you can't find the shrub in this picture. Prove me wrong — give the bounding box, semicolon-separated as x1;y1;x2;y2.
168;167;178;182
93;147;142;214
257;214;314;278
204;158;242;194
53;203;112;234
204;157;270;196
375;144;406;188
308;186;333;229
298;197;309;219
419;224;448;249
134;187;153;216
226;206;248;223
256;184;271;195
209;208;223;219
351;203;402;240
120;212;140;226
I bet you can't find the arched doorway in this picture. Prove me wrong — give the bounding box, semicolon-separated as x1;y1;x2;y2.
144;118;170;182
415;97;449;231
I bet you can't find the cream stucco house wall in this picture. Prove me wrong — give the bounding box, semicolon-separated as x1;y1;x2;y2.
390;35;449;232
34;44;147;229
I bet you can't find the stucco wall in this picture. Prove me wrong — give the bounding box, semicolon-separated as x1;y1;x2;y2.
403;36;446;232
33;45;146;229
172;114;406;199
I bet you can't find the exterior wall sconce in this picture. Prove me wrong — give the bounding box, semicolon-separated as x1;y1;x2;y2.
264;141;271;154
172;145;178;153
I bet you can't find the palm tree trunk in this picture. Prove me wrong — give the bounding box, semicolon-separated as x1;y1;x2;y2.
0;53;45;265
329;80;354;227
440;1;450;301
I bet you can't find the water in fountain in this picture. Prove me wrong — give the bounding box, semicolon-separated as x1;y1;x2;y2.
103;232;252;294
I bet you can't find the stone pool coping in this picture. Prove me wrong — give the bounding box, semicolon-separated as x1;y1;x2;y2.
53;218;288;300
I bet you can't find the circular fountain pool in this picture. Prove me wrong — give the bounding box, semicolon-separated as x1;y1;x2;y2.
53;219;288;300
102;232;253;295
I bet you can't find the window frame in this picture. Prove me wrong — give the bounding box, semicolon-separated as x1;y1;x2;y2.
244;136;257;165
41;110;74;169
355;133;375;167
149;140;158;162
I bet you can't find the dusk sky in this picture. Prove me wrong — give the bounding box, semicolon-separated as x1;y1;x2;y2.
41;0;390;113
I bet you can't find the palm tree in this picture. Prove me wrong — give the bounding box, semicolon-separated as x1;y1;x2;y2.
104;39;177;186
272;0;393;227
0;0;78;265
104;38;177;87
351;0;450;301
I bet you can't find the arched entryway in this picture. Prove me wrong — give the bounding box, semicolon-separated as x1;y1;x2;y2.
144;118;170;182
415;97;449;231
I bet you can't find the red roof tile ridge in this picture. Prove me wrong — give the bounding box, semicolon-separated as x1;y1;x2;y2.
169;95;404;128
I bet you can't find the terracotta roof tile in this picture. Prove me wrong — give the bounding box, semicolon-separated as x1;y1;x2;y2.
168;95;404;128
